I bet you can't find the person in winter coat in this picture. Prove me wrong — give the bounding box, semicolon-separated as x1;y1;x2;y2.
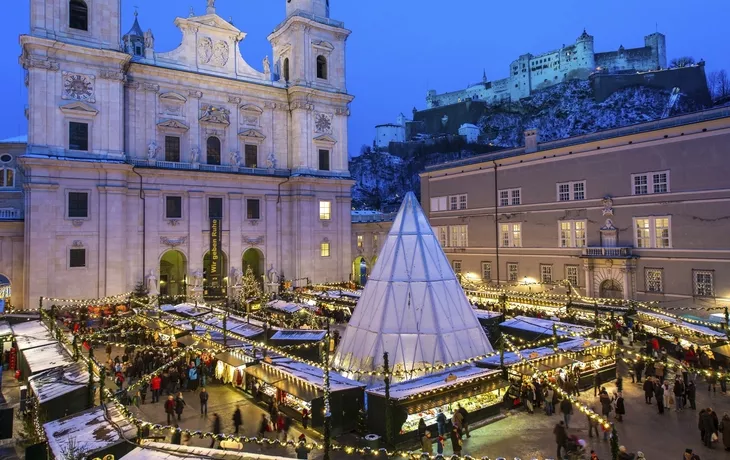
617;445;636;460
199;388;209;416
720;413;730;451
673;378;685;411
164;395;176;425
560;398;573;428
457;404;470;438
211;413;221;448
188;365;199;391
654;381;664;414
699;408;715;447
258;414;269;439
296;434;311;460
436;435;445;455
436;408;447;435
421;431;433;455
615;393;626;422
643;378;654;404
451;409;464;437
587;407;600;438
302;408;310;430
450;426;462;456
599;390;612;418
545;387;555;416
687;381;697;410
633;360;644;383
417;417;427;439
233;406;243;434
174;392;186;421
554;421;568;460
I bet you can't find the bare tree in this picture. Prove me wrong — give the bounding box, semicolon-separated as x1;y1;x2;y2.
669;56;696;68
708;69;730;101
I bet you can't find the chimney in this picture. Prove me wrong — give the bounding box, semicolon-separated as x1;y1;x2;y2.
524;129;539;153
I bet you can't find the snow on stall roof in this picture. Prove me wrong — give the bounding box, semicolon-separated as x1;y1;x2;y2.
367;365;502;400
0;321;12;337
472;309;502;319
501;315;592;337
479;345;558;367
268;300;303;314
638;311;726;338
172;303;212;317
199;315;265;338
127;441;294;459
12;320;56;351
270;330;326;342
44;404;138;458
266;359;366;392
24;342;75;375
28;361;90;404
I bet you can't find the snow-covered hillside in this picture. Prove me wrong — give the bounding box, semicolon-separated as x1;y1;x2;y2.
350;80;706;210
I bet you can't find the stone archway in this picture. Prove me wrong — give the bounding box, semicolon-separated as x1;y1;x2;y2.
0;274;10;310
352;256;368;285
242;248;264;283
159;250;187;298
203;250;228;300
599;279;623;299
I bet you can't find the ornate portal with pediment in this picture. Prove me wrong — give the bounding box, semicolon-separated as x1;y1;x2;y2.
239;104;263;128
159;92;187;118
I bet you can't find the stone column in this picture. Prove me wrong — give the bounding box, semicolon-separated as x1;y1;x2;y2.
583;260;593;298
621;266;631;300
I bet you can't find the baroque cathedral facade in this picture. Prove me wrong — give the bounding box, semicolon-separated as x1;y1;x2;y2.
5;0;353;308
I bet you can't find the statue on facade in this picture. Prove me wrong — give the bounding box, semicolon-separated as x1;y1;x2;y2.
190;146;200;165
266;152;277;169
146;269;158;296
147;140;158;160
267;264;279;285
602;196;614;216
207;0;215;10
143;29;154;50
230;150;241;167
191;270;204;289
230;267;242;287
263;55;271;79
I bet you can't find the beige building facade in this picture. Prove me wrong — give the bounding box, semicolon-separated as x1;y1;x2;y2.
420;107;730;305
0;0;355;309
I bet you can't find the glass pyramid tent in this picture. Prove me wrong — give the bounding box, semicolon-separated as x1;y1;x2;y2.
332;192;493;379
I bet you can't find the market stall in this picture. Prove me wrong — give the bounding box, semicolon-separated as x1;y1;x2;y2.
268;330;326;362
636;311;726;350
11;320;56;352
214;347;257;388
500;315;593;341
365;366;508;443
19;342;75;379
28;361;90;421
244;358;365;436
43;405;138;460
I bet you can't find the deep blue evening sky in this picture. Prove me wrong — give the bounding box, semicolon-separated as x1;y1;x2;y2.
1;0;728;156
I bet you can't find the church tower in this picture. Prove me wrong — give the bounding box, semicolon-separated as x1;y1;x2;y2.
268;0;352;172
30;0;121;50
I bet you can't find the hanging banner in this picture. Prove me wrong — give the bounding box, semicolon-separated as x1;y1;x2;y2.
207;218;222;298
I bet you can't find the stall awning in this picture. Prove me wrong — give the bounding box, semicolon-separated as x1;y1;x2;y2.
175;333;201;348
215;351;252;368
712;344;730;359
510;355;579;376
244;363;325;402
245;365;283;386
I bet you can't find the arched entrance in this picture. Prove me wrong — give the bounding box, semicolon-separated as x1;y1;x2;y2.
352;256;368;285
242;248;264;284
203;250;228;300
0;274;10;311
159;250;187;298
599;279;623;299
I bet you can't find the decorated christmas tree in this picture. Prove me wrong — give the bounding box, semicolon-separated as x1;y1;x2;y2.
239;265;261;312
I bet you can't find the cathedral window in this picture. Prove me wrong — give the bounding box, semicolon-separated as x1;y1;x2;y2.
318;149;330;171
165;196;182;220
69;248;87;268
0;168;14;188
67;192;89;218
206;136;221;165
134;44;143;56
69;122;89;151
165;136;180;162
244;144;258;168
246;199;260;220
316;55;328;80
69;0;88;31
283;58;290;82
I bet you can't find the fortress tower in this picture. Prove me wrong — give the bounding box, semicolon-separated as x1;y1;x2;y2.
644;32;667;69
575;29;596;73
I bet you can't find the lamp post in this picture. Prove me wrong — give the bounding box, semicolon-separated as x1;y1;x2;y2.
383;351;392;446
322;320;332;460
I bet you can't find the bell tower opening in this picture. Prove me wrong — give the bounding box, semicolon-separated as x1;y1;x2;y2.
286;0;330;19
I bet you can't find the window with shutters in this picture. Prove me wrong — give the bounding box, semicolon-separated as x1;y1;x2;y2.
430;196;448;212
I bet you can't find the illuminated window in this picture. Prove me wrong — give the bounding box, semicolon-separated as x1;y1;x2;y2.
481;262;491;281
452;260;462;274
634;216;671;248
566;265;579;286
320;241;331;257
500;223;522;247
559;221;587;247
319;201;331;220
507;263;518;281
356;235;363;248
449;225;468;247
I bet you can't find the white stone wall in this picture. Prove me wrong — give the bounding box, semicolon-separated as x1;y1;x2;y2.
15;2;355;308
375;124;405;148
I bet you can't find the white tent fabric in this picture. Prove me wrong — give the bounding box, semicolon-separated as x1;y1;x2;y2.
332;192;493;377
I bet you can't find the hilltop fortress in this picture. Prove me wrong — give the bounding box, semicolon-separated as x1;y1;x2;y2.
426;30;667;108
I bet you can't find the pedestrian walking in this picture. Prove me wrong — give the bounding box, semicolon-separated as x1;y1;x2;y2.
545;387;555;415
615;392;625;422
450;426;462;456
553;421;568;459
587;407;600;438
599;389;612;418
175;392;186;421
683;448;701;460
211;413;221;448
421;431;433;455
655;381;664;414
451;408;463;437
436;408;447;435
281;414;291;441
164;395;176;425
199;387;208;416
458;403;471;438
593;370;601;397
643;378;654;404
687;381;697;410
560;397;573;428
417;417;427;439
302;408;310;430
258;414;269;439
720;412;730;451
699;407;715;448
233;405;243;434
296;434;311;459
673;378;685;411
436;435;444;455
188;364;199;392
